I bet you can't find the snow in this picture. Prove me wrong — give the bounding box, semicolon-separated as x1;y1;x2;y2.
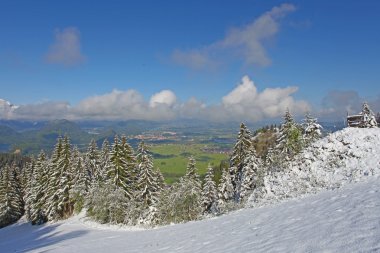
1;127;380;252
248;127;380;207
1;176;380;252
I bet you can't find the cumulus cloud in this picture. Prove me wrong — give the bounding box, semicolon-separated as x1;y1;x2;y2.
73;89;176;121
1;75;310;122
149;90;177;108
171;3;296;69
45;27;85;66
220;75;310;121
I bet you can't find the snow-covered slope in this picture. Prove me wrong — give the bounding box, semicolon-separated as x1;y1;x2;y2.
1;176;380;252
1;127;380;252
248;127;380;207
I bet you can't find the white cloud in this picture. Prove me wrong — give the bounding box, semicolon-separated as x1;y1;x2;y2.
13;101;70;120
220;75;309;121
45;27;85;66
149;90;177;108
1;75;310;123
171;3;296;69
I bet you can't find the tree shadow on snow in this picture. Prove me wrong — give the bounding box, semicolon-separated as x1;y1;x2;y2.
0;222;88;252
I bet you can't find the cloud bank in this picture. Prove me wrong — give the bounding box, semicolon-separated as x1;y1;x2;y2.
45;27;86;66
171;3;296;69
0;76;310;122
320;90;380;120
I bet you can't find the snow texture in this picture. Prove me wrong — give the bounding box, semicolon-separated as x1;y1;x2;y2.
1;127;380;252
248;127;380;207
0;176;380;252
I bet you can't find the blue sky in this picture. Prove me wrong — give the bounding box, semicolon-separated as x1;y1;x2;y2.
0;0;379;122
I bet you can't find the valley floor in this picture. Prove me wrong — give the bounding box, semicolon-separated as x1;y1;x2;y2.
1;176;380;252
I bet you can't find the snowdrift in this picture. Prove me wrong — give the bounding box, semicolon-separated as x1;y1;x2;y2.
248;127;380;207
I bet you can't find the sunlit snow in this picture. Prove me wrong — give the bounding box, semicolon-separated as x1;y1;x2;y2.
1;127;380;252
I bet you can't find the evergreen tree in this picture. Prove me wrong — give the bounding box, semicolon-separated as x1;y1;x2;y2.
45;137;62;220
99;139;111;182
201;165;218;214
217;167;234;212
274;109;303;162
23;159;35;221
135;142;162;224
72;147;90;195
85;139;100;181
230;123;252;201
30;151;48;224
71;147;89;213
185;156;201;190
108;135;131;198
47;136;74;220
0;165;24;228
302;112;323;146
240;147;264;201
135;142;160;207
360;102;377;128
121;135;138;190
157;157;202;223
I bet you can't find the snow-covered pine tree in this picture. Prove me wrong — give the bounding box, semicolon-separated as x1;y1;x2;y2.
274;109;303;162
59;136;75;218
71;146;89;213
72;146;90;195
155;167;165;191
240;146;264;201
23;158;35;221
264;147;275;166
185;156;201;189
157;157;202;223
135;142;160;207
360;102;377;128
230;123;252;201
85;139;100;182
108;135;132;198
302;112;323;146
99;139;111;182
30;151;48;224
217;167;234;212
0;165;24;228
135;141;162;225
47;136;74;220
201;165;218;214
121;135;138;190
45;137;63;221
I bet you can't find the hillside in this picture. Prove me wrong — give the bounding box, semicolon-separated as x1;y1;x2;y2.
248;127;380;207
1;177;379;252
1;127;380;252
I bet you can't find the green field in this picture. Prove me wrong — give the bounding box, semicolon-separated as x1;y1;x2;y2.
150;143;230;184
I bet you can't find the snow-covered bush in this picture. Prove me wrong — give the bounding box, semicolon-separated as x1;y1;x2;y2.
157;177;202;225
86;183;129;224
